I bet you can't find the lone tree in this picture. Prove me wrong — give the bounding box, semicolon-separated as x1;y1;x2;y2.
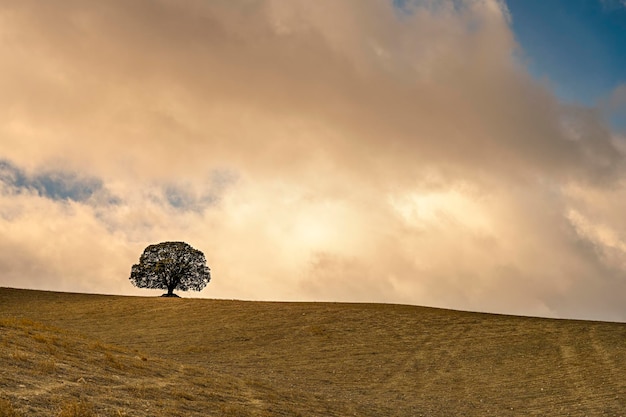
129;241;211;297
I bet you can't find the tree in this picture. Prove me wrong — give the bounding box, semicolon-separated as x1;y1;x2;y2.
129;241;211;297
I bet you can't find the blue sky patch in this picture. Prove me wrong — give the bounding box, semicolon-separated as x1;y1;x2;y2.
506;0;626;107
0;159;105;203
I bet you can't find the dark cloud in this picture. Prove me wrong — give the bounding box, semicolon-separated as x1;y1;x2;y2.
163;170;237;212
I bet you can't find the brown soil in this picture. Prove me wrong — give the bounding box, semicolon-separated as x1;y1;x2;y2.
0;287;624;416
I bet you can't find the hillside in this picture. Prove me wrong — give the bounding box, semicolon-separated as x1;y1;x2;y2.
0;287;624;416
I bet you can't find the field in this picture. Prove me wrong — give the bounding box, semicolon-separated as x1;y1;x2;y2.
0;287;624;416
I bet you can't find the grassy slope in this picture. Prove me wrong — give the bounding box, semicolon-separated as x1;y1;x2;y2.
0;287;625;416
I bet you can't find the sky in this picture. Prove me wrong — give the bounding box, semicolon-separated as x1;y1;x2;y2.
1;0;626;321
507;0;626;128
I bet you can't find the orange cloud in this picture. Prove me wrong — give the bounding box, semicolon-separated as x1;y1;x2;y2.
0;0;625;320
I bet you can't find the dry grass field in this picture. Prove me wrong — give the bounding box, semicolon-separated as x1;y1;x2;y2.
0;287;624;416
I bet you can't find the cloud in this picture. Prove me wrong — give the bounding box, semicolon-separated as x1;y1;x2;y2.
600;0;626;11
600;84;626;130
163;170;237;212
0;0;625;320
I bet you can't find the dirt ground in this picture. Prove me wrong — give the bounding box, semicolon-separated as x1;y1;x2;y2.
1;287;625;416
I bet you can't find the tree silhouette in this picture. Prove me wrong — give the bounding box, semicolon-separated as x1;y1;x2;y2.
129;241;210;297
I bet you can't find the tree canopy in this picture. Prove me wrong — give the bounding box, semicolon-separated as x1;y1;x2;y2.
129;241;211;297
